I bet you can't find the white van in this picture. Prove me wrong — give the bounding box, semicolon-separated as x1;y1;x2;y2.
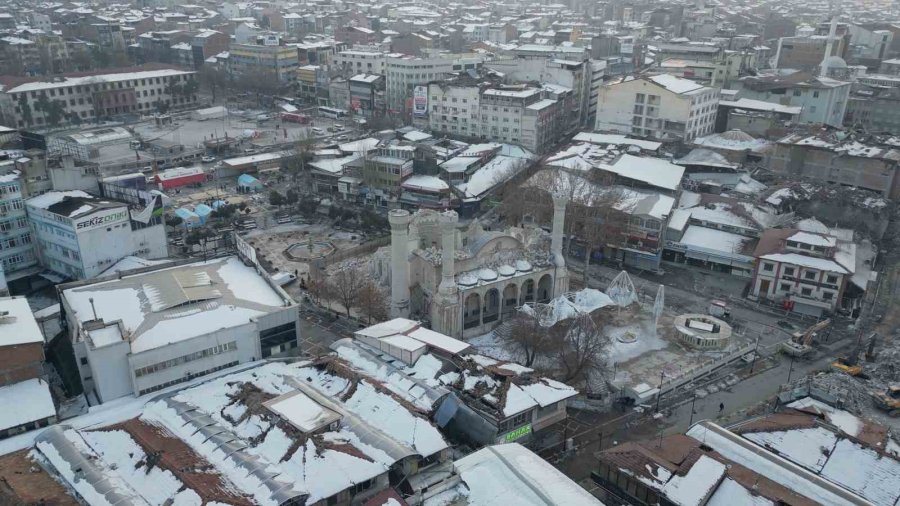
271;272;298;286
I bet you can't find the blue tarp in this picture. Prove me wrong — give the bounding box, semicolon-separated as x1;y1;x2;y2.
194;204;212;224
211;200;227;209
237;173;262;190
174;207;200;228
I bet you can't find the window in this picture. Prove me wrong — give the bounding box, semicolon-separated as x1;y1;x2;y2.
801;287;812;296
804;271;817;280
781;283;791;292
783;267;795;276
813;91;820;98
822;291;834;300
826;275;838;284
762;263;774;272
80;357;88;366
793;90;802;96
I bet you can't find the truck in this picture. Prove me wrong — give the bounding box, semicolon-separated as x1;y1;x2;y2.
708;300;730;319
280;112;310;124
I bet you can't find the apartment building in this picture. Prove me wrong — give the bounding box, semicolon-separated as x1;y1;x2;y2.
0;171;37;285
0;65;197;129
334;49;388;75
595;74;719;142
426;79;567;154
385;54;483;114
228;43;299;83
361;144;415;207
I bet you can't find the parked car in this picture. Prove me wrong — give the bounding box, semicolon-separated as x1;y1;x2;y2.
201;156;216;163
311;127;326;135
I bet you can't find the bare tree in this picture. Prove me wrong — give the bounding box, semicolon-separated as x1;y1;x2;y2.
505;308;555;366
357;281;388;324
554;312;610;383
305;275;328;305
326;263;366;317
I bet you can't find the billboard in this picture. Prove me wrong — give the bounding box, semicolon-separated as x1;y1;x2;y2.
413;86;428;117
74;208;129;232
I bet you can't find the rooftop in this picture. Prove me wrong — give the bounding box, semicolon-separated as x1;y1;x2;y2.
61;257;290;354
0;296;44;347
0;64;193;94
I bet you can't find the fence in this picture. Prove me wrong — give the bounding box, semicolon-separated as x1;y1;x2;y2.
321;236;389;267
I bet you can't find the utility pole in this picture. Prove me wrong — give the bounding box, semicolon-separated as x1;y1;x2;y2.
688;393;698;427
749;337;760;374
655;370;665;413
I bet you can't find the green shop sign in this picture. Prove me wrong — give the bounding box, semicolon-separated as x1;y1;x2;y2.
503;424;532;442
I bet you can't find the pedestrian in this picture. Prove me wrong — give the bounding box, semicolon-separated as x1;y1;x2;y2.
719;402;725;414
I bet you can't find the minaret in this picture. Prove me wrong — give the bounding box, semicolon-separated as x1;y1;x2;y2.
820;16;838;78
551;193;570;296
438;210;458;295
388;209;411;318
431;210;462;338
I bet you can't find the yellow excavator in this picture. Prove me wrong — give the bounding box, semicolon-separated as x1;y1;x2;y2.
871;385;900;417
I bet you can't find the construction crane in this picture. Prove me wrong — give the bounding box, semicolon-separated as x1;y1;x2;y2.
780;319;831;358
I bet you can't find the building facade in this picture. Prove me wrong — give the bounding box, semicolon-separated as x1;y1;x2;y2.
26;191;167;280
0;66;198;129
595;74;719;142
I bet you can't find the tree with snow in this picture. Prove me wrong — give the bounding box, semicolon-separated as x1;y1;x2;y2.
326;263;366;317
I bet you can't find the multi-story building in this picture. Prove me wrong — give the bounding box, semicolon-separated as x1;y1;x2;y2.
750;225;863;317
425;78;567;154
384;54;483;115
59;255;299;402
0;65;198;129
595;74;719;142
846;85;900;133
766;133;900;199
349;73;385;117
228;42;299;83
297;64;327;105
0;36;40;75
190;30;229;69
26;190;167;280
361;144;415;207
485;56;594;129
0;171;37;288
736;71;851;128
334;49;388;75
773;33;848;71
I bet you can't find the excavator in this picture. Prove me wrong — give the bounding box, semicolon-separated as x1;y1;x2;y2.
831;333;872;378
871;385;900;417
779;319;831;358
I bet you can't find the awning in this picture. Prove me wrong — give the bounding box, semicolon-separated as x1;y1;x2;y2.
39;271;67;284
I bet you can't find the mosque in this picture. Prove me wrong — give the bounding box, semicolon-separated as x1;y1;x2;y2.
377;196;570;339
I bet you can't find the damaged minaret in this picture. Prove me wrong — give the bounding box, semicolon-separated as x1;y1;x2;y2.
431;210;462;338
551;193;570;296
389;209;411;318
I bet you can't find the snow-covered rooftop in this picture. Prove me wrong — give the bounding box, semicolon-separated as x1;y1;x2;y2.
61;257;290;354
0;296;44;346
4;68;193;94
0;378;55;432
443;443;602;505
600;154;685;191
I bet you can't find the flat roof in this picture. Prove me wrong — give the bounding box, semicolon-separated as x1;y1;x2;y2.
601;154;685;191
0;379;55;432
3;68;193;94
0;297;44;346
62;257;290;354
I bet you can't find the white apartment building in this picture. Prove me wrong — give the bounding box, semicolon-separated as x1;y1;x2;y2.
26;190;167;280
426;81;566;153
334;49;388;75
385;54;484;114
60;256;299;402
595;74;719;142
0;66;197;129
